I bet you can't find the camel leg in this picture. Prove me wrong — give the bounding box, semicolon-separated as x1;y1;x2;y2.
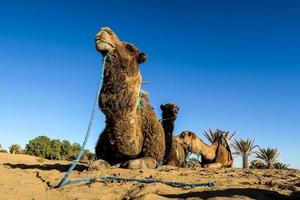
95;131;111;159
95;130;126;165
127;157;157;169
203;163;223;168
89;159;111;171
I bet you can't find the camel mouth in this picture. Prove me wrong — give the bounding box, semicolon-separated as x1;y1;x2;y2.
95;27;120;54
95;38;115;54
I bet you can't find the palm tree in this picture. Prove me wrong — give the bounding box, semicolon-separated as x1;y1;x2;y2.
273;162;289;170
203;129;236;143
232;138;257;169
256;147;279;169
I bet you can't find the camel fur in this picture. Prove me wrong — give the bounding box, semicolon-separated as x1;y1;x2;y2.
94;27;165;169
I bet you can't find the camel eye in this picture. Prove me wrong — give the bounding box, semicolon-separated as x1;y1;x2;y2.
125;44;135;52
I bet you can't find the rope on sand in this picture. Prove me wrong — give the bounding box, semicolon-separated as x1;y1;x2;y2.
100;176;216;187
58;176;215;188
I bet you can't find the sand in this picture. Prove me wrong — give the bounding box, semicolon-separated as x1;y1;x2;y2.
0;152;299;200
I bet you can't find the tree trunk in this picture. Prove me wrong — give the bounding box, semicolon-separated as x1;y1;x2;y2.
243;155;249;169
268;162;274;169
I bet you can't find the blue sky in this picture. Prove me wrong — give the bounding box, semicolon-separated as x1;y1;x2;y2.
0;0;299;168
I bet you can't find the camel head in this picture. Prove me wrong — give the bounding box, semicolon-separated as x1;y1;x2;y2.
160;103;179;120
95;27;147;76
175;131;203;154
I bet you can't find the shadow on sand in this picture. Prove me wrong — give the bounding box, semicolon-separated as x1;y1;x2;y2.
160;188;299;200
4;163;88;172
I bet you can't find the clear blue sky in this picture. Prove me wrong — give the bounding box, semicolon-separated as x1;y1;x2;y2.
1;0;299;168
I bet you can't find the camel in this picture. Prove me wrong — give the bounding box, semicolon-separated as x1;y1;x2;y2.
94;27;165;169
160;103;186;167
175;131;233;168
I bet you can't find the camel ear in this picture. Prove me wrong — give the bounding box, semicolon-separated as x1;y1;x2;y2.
160;104;165;111
137;53;147;64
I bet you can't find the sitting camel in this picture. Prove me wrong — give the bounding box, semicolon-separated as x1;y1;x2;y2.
175;131;233;168
160;103;186;167
94;27;165;169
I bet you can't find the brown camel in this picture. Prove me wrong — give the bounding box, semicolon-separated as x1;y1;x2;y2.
175;131;233;168
94;27;165;169
160;103;186;167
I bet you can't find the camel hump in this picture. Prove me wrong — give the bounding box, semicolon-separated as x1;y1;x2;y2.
216;135;234;166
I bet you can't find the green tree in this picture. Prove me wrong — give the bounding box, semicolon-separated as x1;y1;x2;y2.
87;151;97;162
9;144;22;154
25;136;52;158
81;149;96;162
49;139;62;160
256;147;279;169
68;143;81;160
232;138;257;169
60;140;73;160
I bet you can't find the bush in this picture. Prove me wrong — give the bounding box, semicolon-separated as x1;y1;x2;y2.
81;149;96;163
9;144;22;154
250;159;267;169
24;136;95;162
25;136;52;159
68;143;81;160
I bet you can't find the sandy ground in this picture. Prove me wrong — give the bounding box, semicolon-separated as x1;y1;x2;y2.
0;152;299;200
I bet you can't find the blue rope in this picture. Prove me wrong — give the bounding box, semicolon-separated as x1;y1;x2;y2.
100;176;215;187
60;178;96;186
57;55;107;188
57;176;215;188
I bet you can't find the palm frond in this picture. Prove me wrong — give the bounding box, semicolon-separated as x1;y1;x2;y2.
273;162;289;170
232;138;257;156
256;147;279;168
203;129;236;144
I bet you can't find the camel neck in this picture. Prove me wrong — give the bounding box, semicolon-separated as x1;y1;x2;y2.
162;118;176;161
98;63;144;157
99;62;142;119
192;137;217;160
162;119;175;136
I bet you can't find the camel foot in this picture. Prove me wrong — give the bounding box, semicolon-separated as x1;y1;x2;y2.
89;159;111;171
203;163;222;168
127;157;157;169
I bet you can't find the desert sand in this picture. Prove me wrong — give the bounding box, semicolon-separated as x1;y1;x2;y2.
0;152;299;200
